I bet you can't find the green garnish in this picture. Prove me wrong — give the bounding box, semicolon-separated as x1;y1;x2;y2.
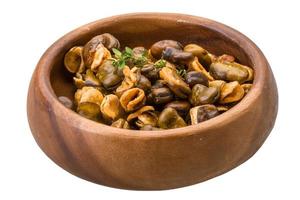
111;47;148;69
154;59;166;68
112;48;122;58
125;47;133;55
134;56;148;67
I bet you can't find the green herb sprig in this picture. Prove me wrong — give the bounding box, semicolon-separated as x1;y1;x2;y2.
154;59;166;68
111;47;148;69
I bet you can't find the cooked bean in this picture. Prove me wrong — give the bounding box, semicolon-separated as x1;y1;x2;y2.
127;106;158;128
165;101;191;117
150;40;183;59
185;71;209;87
74;86;103;120
141;63;160;81
210;62;253;83
64;46;85;73
100;94;123;122
190;105;219;125
219;81;245;104
159;66;191;99
148;87;174;105
189;84;219;106
162;47;194;64
184;44;212;69
111;118;130;129
158;108;187;129
119;88;146;112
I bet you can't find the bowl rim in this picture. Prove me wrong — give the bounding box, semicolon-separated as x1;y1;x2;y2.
34;12;268;138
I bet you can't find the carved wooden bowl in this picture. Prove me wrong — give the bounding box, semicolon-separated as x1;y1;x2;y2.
27;13;278;190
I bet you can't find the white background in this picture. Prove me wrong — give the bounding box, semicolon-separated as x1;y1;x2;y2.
0;0;299;199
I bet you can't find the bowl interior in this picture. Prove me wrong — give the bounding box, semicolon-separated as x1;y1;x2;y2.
50;14;253;103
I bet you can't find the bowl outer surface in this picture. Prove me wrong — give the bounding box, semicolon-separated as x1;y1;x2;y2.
27;13;278;190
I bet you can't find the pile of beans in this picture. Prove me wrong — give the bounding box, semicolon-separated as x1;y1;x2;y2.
59;33;253;130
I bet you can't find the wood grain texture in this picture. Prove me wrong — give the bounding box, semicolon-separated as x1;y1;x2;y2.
27;13;278;190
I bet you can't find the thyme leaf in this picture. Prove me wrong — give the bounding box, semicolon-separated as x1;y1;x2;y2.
154;59;166;68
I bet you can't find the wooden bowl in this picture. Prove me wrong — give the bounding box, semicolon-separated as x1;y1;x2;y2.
27;13;278;190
